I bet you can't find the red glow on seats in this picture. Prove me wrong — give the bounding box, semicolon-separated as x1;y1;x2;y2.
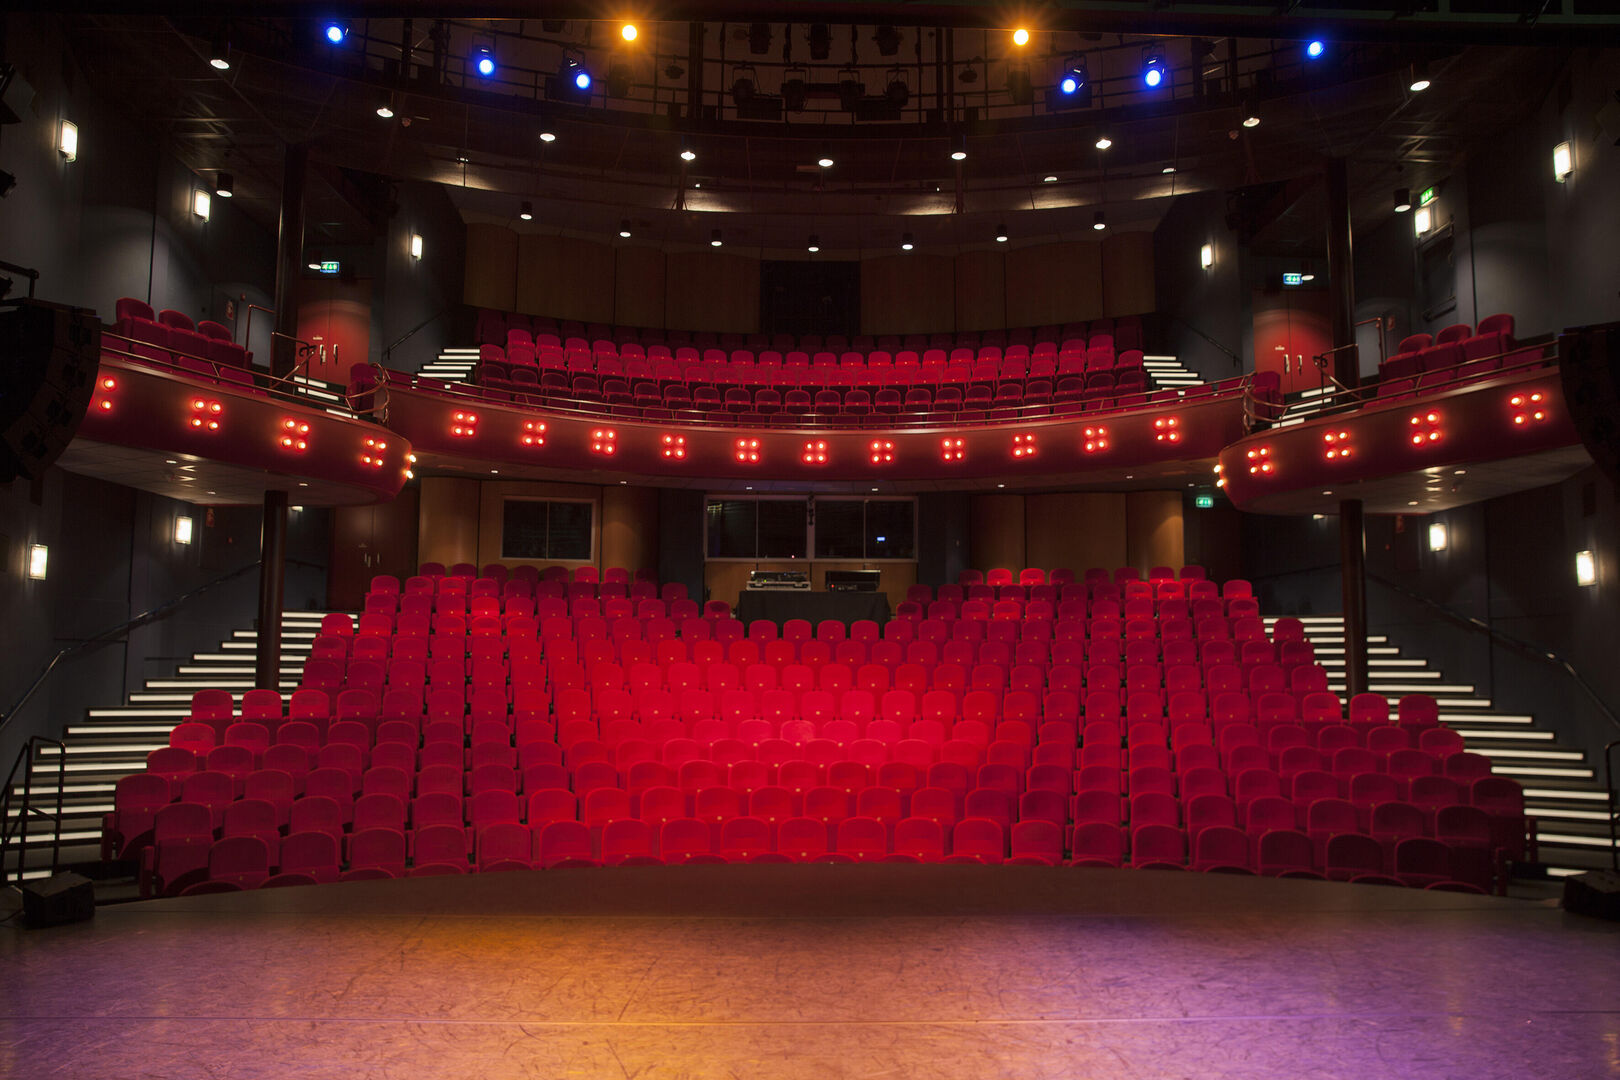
189;398;222;431
1408;412;1443;445
360;436;388;468
522;421;547;447
869;440;894;465
278;418;310;452
1012;433;1038;458
1152;416;1181;443
1322;429;1353;460
802;440;828;465
591;429;618;455
663;434;689;460
1509;391;1547;427
940;437;965;463
1083;426;1110;453
1246;446;1273;475
450;411;479;438
732;437;757;463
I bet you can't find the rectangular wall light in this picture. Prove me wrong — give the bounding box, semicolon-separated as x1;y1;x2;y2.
193;188;212;220
1200;243;1213;270
58;120;78;161
1575;549;1596;587
27;544;48;580
410;233;423;259
1553;141;1573;183
175;515;194;545
1427;521;1447;552
1413;206;1432;236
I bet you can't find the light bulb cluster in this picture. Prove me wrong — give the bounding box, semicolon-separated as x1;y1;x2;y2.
940;437;966;462
1083;425;1110;453
869;439;894;465
189;397;222;431
732;437;758;463
94;375;117;413
1246;447;1274;475
802;440;828;465
1509;392;1548;427
1012;433;1038;458
360;436;388;468
1153;416;1181;443
521;420;547;447
1409;412;1443;445
279;417;310;451
1323;429;1353;460
591;429;618;455
450;411;479;437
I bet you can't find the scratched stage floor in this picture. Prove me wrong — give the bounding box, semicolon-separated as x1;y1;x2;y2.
2;866;1618;1079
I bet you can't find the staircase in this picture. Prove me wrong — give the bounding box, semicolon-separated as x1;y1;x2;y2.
417;347;480;384
1265;614;1618;879
1141;354;1204;392
1272;386;1336;427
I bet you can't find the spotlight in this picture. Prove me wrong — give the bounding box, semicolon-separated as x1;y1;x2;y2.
193;188;211;220
1306;40;1326;60
817;150;834;169
1095;134;1112;150
901;232;914;251
474;47;496;78
951;135;967;162
750;23;774;56
376;102;394;118
994;224;1008;243
324;23;347;45
539;130;557;143
215;172;234;198
1200;243;1213;269
1242;104;1261;128
1142;46;1166;89
874;25;902;57
560;54;592;94
1093;210;1106;231
808;24;831;60
620;23;638;42
519;201;533;221
807;234;820;253
837;68;864;111
680;147;696;162
1408;61;1431;93
1576;549;1597;587
1059;56;1087;96
619;219;632;238
1012;28;1030;47
1553;141;1573;182
710;229;722;247
1394;188;1412;213
409;233;423;259
782;69;808;111
731;65;757;104
209;27;231;70
885;70;909;108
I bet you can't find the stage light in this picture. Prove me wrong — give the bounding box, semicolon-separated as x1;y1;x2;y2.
324;23;347;45
1093;211;1106;231
808;23;832;60
885;70;909;107
1576;550;1597;587
620;23;638;42
900;232;914;251
474;47;496;78
1153;416;1181;443
1012;28;1030;47
783;70;808;111
193;188;211;220
663;434;688;460
188;397;223;431
449;410;479;437
1553;141;1573;182
680;147;697;162
539;131;557;143
58;120;78;162
1408;61;1430;93
837;68;865;111
1428;522;1447;552
875;25;901;56
995;224;1008;243
710;229;722;247
561;55;592;92
1142;47;1166;89
747;22;772;55
1082;425;1110;453
807;235;820;253
215;172;233;198
1408;411;1443;444
619;219;632;238
27;544;48;580
733;438;759;463
1322;429;1353;460
1306;40;1326;60
1095;134;1112;150
1200;243;1214;269
731;65;757;104
1059;56;1086;96
409;234;423;259
590;429;617;455
376;102;394;118
869;440;894;465
519;201;533;221
360;436;389;469
278;418;310;451
1394;188;1412;213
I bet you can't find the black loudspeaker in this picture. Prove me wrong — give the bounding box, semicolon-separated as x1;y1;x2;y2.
0;299;101;482
1563;869;1620;922
20;871;96;927
1559;321;1620;488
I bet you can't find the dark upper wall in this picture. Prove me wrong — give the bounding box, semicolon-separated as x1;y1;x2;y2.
1152;191;1247;382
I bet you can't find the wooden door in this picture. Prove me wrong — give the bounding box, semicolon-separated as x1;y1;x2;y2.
328;487;419;611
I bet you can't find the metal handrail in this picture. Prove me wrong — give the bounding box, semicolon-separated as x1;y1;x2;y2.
0;258;41;299
1294;343;1557;419
383;308;447;365
1606;740;1620;871
0;736;65;885
99;334;368;419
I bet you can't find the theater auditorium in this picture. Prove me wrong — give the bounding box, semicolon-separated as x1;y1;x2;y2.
1;4;1618;1077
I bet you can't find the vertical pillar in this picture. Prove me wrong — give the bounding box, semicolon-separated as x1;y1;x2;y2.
1339;498;1368;699
270;143;308;379
1325;157;1358;389
256;490;289;691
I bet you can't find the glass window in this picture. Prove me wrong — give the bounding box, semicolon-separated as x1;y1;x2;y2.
706;500;758;559
866;500;916;560
759;500;808;559
813;499;864;559
500;500;594;560
547;502;594;560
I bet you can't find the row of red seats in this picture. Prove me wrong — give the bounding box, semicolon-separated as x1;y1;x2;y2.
113;297;253;372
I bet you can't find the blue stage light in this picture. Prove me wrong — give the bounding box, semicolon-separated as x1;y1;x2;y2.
474;48;496;78
324;23;347;45
574;67;592;90
1306;40;1326;59
1141;49;1166;89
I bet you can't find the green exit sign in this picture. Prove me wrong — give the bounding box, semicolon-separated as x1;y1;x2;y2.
319;260;340;275
1195;494;1215;509
1419;185;1438;206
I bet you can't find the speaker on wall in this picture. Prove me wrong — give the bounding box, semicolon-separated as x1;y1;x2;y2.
1558;322;1620;488
0;299;101;483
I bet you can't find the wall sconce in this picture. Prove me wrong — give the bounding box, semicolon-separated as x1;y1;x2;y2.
1413;206;1432;236
175;516;194;545
193;188;212;220
28;544;48;580
1575;549;1596;587
1427;521;1447;552
1553;141;1573;183
409;233;423;259
58;120;78;162
1200;243;1213;270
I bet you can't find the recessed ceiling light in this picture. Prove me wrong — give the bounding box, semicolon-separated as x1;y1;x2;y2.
299;482;308;487
539;131;556;143
997;483;1005;488
165;459;177;465
1095;135;1113;150
1043;174;1057;183
1408;500;1419;506
1454;469;1466;476
1162;166;1177;174
491;469;499;474
376;104;394;119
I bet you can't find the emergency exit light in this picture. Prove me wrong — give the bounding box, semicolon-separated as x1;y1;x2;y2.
1194;494;1215;509
1282;272;1303;286
1419;185;1438;206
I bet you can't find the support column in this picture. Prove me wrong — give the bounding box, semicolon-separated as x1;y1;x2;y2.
270;143;308;379
1339;498;1369;699
1325;157;1358;389
256;490;289;691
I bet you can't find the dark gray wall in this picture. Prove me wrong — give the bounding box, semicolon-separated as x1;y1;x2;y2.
657;489;706;606
917;493;970;588
373;181;467;373
1152;191;1247;382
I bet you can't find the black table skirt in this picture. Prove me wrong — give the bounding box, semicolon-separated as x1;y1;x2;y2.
736;590;890;627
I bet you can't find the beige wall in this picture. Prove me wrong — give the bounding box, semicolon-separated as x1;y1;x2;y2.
614;246;667;330
953;249;1007;332
968;494;1027;573
860;254;954;336
665;250;761;333
1124;491;1185;572
417;477;661;574
515;234;616;324
601;485;660;574
464;224;518;312
1004;242;1105;328
1102;231;1156;318
967;491;1185;575
1024;492;1128;572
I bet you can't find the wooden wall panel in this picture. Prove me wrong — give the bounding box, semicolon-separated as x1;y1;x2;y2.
418;477;482;569
475;480;603;571
600;485;660;573
1102;231;1156;318
954;250;1007;331
969;494;1026;572
463;224;517;312
514;234;616;324
1125;490;1185;573
614;246;667;329
665;250;760;333
860;254;955;335
1024;493;1128;572
1004;242;1105;328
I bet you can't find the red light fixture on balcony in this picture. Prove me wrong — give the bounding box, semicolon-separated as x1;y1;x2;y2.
521;420;547;447
802;440;828;465
660;434;689;460
1012;432;1038;458
730;437;757;463
1152;416;1181;443
1408;411;1443;445
1246;446;1273;474
360;435;388;468
1509;391;1548;427
940;437;966;463
1083;425;1110;453
188;397;223;431
278;417;310;451
93;375;117;412
590;429;618;455
869;439;894;465
1322;428;1353;460
450;410;479;437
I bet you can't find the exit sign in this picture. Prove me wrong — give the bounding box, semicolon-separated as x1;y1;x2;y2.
1282;272;1303;286
1195;494;1215;509
1419;185;1438;206
318;260;340;275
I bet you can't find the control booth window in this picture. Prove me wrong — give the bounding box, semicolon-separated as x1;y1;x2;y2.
814;498;916;561
501;499;594;560
705;498;809;560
